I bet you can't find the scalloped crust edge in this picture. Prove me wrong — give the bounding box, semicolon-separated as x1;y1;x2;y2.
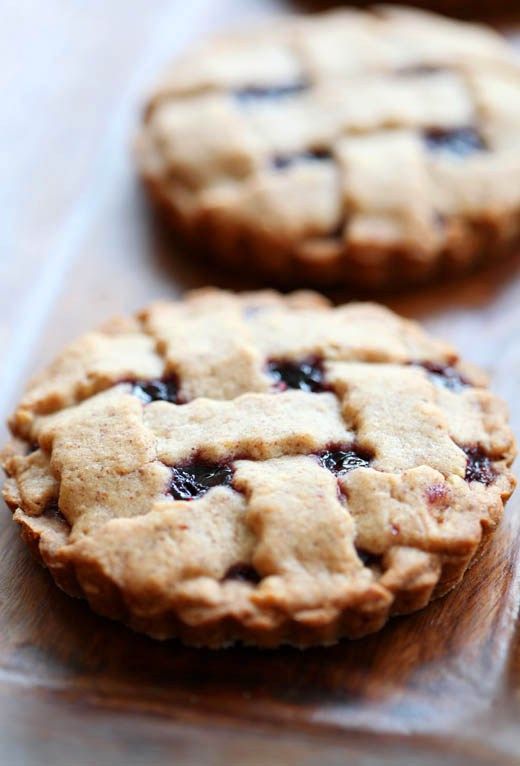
4;467;514;649
139;171;520;292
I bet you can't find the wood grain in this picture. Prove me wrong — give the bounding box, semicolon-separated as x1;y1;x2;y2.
1;2;519;764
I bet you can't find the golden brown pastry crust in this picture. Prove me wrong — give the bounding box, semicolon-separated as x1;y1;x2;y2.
136;7;520;289
2;289;516;646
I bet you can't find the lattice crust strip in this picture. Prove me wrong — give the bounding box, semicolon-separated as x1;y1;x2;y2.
2;290;516;647
136;7;520;288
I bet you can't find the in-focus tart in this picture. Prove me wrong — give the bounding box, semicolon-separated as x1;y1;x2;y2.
2;289;516;646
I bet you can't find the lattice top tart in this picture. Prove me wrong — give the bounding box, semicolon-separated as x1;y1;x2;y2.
136;6;520;289
2;289;516;646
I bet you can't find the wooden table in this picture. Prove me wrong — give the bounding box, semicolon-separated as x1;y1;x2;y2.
1;2;519;763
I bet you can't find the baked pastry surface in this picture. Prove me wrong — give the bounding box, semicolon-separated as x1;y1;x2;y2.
2;289;516;646
136;7;520;289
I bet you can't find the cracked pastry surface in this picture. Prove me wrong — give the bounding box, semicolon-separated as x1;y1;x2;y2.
2;289;516;647
136;6;520;289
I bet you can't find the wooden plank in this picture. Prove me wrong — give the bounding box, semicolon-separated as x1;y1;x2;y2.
1;1;519;763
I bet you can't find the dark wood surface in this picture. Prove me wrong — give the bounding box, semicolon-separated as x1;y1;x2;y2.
1;2;519;764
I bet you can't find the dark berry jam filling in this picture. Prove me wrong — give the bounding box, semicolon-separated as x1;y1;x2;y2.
463;446;497;485
131;377;178;404
422;127;486;158
272;148;332;171
420;362;469;392
267;357;327;393
317;446;372;476
234;81;309;104
222;562;261;584
355;547;382;568
169;461;233;501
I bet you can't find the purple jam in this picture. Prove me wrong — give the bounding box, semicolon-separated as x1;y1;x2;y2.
169;461;233;501
317;447;372;476
267;357;327;393
222;563;261;584
131;377;179;404
423;127;486;158
463;446;497;485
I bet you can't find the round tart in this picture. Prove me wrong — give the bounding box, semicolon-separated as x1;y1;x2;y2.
2;289;516;647
136;7;520;289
